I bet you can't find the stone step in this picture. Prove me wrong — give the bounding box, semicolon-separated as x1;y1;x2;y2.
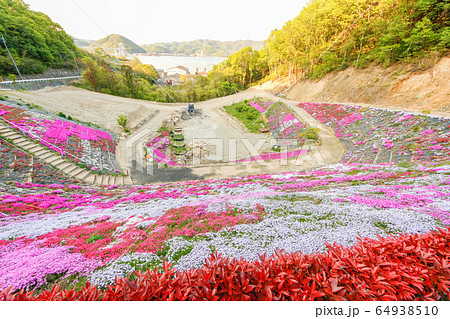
10;138;28;145
2;130;21;137
93;175;103;185
62;164;79;175
92;175;100;185
82;174;96;184
28;145;43;153
55;162;72;171
16;140;35;148
48;157;66;167
109;175;116;185
2;132;22;139
99;175;107;185
34;149;49;157
115;176;124;185
43;154;61;164
74;169;91;180
66;167;85;177
40;152;57;161
124;176;133;185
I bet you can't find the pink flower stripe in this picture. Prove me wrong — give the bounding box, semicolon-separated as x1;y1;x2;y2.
239;149;309;162
151;148;178;166
249;101;267;113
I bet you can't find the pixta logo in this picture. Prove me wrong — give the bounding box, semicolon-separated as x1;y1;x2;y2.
126;134;325;177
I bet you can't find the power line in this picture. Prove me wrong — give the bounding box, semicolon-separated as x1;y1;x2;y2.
1;34;24;80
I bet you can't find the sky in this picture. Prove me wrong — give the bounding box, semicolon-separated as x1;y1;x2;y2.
23;0;309;44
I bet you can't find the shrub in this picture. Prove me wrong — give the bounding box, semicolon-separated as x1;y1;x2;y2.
117;114;128;129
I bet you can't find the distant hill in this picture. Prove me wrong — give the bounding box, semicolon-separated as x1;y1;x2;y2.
88;34;146;54
141;39;264;57
70;36;94;48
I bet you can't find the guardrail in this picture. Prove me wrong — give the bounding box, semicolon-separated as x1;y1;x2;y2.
0;76;82;85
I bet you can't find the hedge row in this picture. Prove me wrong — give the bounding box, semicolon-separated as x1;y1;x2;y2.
2;227;450;301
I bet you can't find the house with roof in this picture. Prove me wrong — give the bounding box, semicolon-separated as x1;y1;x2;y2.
167;65;189;76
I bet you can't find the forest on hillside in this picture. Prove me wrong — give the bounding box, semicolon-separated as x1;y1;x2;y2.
0;0;82;77
141;39;263;57
79;54;239;102
80;0;449;103
258;0;449;81
2;0;446;104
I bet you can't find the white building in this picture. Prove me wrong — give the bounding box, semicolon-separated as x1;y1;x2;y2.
167;65;189;76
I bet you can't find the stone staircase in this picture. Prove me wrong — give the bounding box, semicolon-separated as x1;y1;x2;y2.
0;121;133;186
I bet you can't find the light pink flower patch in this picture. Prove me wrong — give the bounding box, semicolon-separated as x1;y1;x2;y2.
0;239;101;291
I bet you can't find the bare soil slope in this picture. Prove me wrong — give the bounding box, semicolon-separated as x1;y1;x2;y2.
260;55;450;117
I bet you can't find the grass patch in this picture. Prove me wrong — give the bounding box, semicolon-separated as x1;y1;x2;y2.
299;128;319;141
170;245;194;263
374;221;402;234
86;233;105;244
397;162;413;169
346;169;365;175
224;100;268;133
270;194;316;202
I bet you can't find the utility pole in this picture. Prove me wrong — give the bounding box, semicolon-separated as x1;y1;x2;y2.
1;34;24;80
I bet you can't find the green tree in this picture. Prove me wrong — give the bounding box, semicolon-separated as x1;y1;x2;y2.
0;0;83;75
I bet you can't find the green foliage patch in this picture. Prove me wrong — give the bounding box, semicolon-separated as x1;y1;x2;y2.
223;100;268;133
0;0;82;77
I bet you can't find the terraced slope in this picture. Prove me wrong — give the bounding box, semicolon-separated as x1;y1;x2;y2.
0;101;448;298
0;102;132;185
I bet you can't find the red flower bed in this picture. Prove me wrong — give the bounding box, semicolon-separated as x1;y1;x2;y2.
2;227;449;301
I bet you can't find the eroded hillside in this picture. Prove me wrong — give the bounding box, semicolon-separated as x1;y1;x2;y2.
261;55;450;117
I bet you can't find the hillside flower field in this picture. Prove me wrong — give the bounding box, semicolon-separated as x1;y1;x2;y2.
0;138;77;185
1;102;449;300
0;162;449;297
300;103;450;164
0;103;119;173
